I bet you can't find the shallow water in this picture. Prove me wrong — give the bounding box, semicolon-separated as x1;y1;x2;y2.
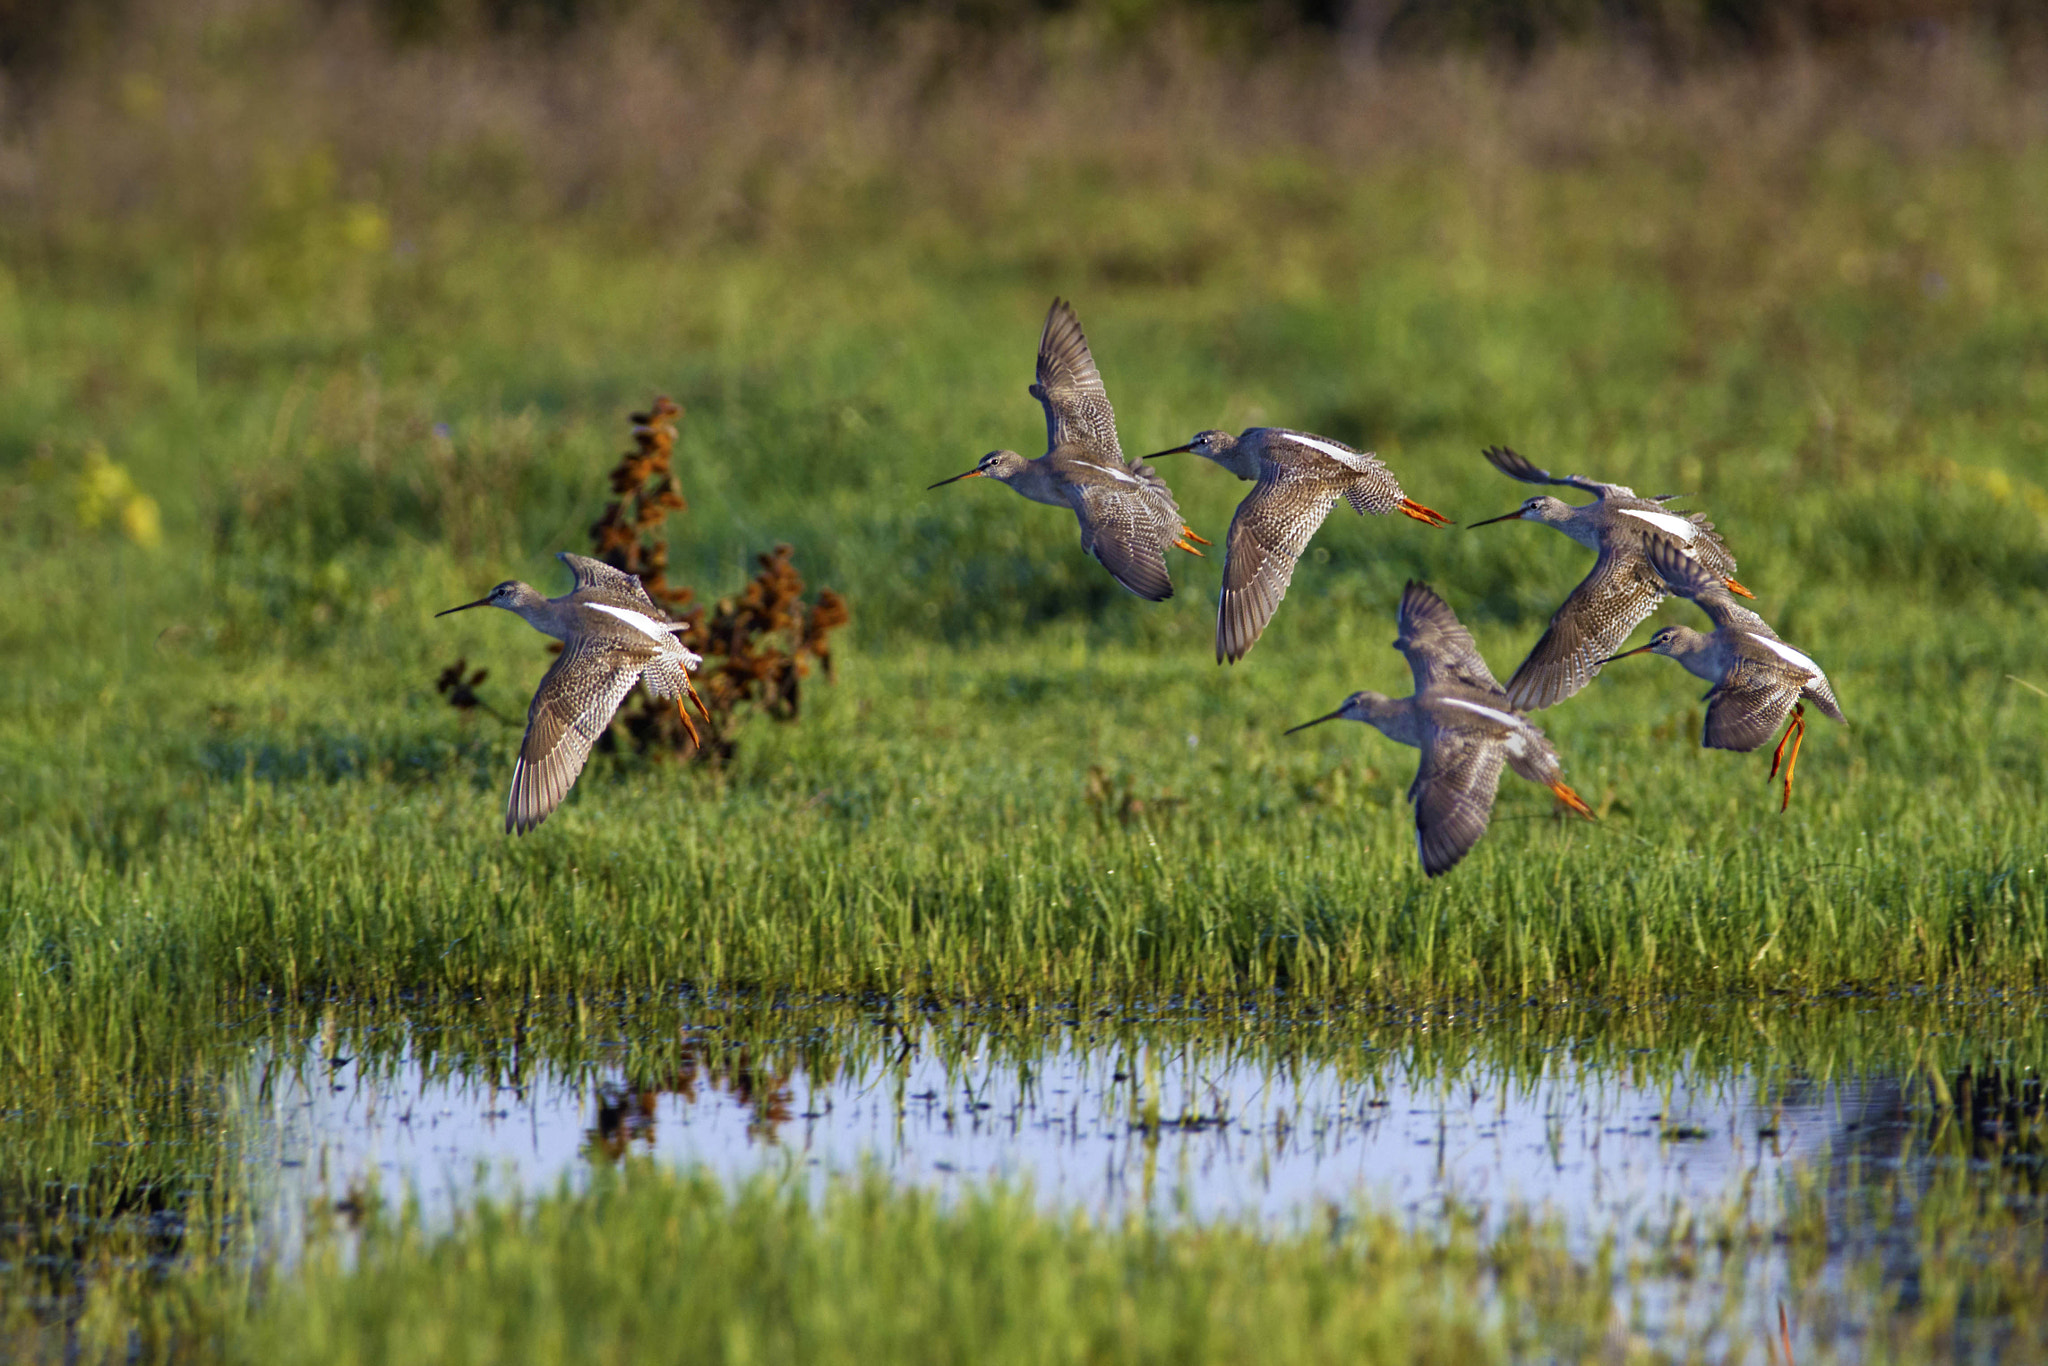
15;995;2042;1359
243;1008;1993;1354
263;1024;1862;1238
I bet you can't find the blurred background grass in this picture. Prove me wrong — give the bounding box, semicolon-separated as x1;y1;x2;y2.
1;0;2045;1019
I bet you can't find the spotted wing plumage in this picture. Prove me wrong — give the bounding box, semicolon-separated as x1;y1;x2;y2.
1071;475;1174;602
1700;664;1800;753
1395;581;1503;694
1506;544;1665;710
1031;298;1123;466
1647;541;1766;633
558;552;664;614
507;637;652;835
1409;720;1509;878
1482;446;1634;500
1216;469;1343;663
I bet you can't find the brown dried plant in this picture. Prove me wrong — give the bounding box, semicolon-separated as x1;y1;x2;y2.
436;395;847;761
592;396;846;762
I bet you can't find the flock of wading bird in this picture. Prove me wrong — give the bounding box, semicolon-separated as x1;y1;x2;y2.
442;298;1846;874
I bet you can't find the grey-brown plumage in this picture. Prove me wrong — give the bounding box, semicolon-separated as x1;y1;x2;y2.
1141;428;1452;663
927;298;1208;602
1286;581;1596;877
436;552;710;834
1469;446;1753;711
1603;541;1846;812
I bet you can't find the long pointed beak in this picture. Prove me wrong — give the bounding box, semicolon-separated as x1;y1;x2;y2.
927;468;986;490
1597;644;1656;665
1466;509;1524;529
1140;443;1196;460
435;597;493;617
1285;709;1347;736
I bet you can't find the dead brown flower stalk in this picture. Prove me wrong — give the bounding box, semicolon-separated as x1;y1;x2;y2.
438;395;847;763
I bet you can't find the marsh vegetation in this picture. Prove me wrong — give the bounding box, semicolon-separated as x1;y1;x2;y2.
2;0;2046;1359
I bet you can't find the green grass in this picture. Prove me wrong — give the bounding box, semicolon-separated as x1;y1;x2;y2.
218;1166;1616;1366
47;1130;2048;1366
4;7;2048;1359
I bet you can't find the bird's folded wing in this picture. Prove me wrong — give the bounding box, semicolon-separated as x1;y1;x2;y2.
1217;472;1340;662
1072;481;1173;602
1032;298;1125;466
1265;428;1374;475
1396;580;1502;694
1701;664;1796;753
1410;723;1509;878
507;639;651;834
558;552;663;614
1505;546;1664;710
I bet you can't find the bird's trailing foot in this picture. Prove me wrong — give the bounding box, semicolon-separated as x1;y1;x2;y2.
677;673;714;750
1724;576;1757;599
1180;524;1212;546
1399;499;1455;529
1768;704;1806;812
1549;781;1597;820
1173;536;1206;557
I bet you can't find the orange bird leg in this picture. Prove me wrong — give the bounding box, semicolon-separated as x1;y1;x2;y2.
1173;537;1206;557
1181;523;1212;546
1549;781;1597;820
1768;704;1806;812
1724;576;1757;599
1399;499;1454;528
677;673;713;749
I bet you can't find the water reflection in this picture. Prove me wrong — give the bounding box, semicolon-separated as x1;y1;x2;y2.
261;1013;1864;1244
586;1041;795;1160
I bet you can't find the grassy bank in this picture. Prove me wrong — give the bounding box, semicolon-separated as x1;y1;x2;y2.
40;1144;2048;1366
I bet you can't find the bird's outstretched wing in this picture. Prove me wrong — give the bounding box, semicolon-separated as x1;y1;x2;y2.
1031;298;1124;467
1701;665;1799;754
558;553;664;614
507;636;652;834
1482;446;1634;501
1644;540;1768;634
1395;580;1502;694
1071;477;1173;602
1410;722;1509;877
1505;544;1665;710
1216;470;1342;663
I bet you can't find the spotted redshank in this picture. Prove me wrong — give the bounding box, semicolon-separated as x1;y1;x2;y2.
1287;581;1596;877
1140;428;1451;663
1602;540;1845;812
1469;446;1753;711
437;552;711;834
928;298;1207;601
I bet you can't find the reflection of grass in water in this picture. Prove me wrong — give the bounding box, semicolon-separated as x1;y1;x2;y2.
10;994;2048;1358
